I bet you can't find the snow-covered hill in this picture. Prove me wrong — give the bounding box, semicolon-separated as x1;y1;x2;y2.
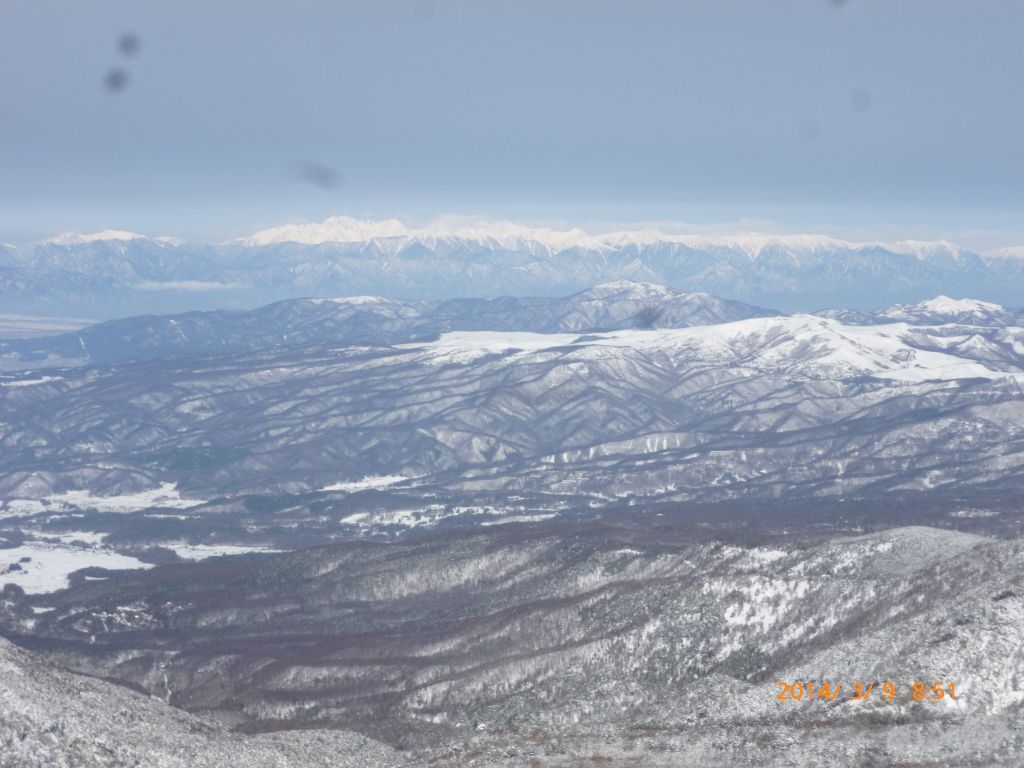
406;316;1019;382
821;295;1024;328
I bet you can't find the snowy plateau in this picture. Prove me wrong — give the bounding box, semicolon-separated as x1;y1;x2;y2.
2;280;1024;766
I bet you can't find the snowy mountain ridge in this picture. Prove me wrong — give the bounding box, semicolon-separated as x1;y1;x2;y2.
30;217;1003;262
237;215;975;259
406;316;1019;383
8;218;1024;316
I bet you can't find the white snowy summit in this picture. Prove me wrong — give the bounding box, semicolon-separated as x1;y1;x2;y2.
877;295;1021;326
42;229;148;245
41;230;184;246
239;216;412;246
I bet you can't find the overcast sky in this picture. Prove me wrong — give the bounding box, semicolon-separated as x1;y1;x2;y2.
2;0;1023;248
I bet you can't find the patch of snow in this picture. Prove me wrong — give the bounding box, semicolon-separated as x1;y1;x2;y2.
308;295;395;306
0;543;150;594
399;331;581;364
321;475;409;492
0;375;63;387
480;513;557;526
164;543;283;560
340;504;491;530
340;512;369;525
948;508;999;519
6;483;206;514
0;499;47;518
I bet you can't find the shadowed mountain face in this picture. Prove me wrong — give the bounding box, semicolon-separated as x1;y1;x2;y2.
0;282;775;369
3;522;1022;766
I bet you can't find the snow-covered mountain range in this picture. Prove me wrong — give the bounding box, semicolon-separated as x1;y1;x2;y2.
2;282;1024;510
236;216;965;258
5;217;1024;317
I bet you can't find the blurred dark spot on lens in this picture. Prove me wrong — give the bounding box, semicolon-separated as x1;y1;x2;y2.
828;0;849;7
296;161;343;190
118;33;141;57
104;68;129;93
635;306;663;329
851;89;872;113
798;117;820;142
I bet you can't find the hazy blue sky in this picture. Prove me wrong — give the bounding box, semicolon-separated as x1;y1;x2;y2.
2;0;1023;248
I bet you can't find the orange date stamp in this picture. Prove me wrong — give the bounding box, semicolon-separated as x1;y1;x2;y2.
776;681;957;702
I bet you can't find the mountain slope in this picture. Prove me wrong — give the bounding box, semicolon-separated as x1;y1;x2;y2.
0;636;398;768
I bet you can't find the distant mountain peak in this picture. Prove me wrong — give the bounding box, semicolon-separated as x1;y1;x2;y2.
575;281;680;299
916;295;1004;314
41;230;184;247
44;229;146;245
240;216;411;246
875;294;1016;325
